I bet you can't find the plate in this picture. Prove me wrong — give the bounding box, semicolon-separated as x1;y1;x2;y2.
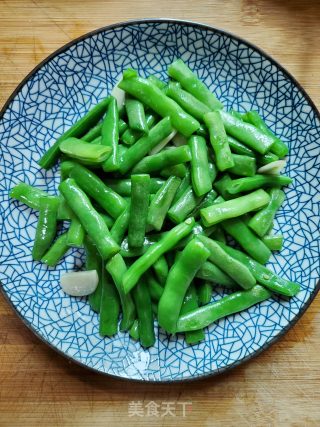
0;19;319;382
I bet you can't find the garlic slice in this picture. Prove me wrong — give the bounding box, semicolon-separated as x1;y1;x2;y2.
60;270;99;297
111;83;125;109
257;160;287;175
149;130;177;155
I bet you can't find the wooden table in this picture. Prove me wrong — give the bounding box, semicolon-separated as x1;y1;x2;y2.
1;1;319;425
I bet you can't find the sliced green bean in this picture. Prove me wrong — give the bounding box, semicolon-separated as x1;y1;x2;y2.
41;233;69;267
158;238;210;333
168;59;223;110
262;234;284;251
204;112;235;171
67;217;85;247
147;176;181;231
105;177;164;197
197;282;213;305
146;273;164;301
10;183;58;211
147;75;167;89
59;179;119;260
200;189;270;227
121;113;157;145
69;163;127;219
226;175;292;195
32;196;59;261
153;255;169;286
119;72;200;136
228;154;256;177
227;135;255;157
166;81;211;121
129;320;140;340
181;284;205;344
242;110;288;157
123;218;195;293
38;97;110;169
132;280;155;347
110;202;131;244
189;135;212;196
248;188;285;237
190;189;218;218
85;237;102;312
198;236;256;289
128;174;150;248
59;138;111;164
160;163;188;178
106;254;136;331
215;242;300;297
119;117;173;174
220;111;275;154
176;285;271;332
125;97;148;133
99;268;120;336
82;122;102;142
101;96;120;172
256;152;279;166
222;217;271;264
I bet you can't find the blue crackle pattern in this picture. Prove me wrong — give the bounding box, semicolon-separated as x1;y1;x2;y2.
0;21;319;381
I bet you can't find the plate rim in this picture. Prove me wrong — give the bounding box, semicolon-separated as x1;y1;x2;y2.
1;18;319;383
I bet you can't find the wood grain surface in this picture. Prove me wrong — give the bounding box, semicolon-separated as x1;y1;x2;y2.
0;1;319;426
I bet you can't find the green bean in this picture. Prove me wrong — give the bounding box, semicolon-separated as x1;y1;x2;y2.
57;197;73;220
147;75;167;89
197;282;213;305
228;154;256;177
59;138;111;164
101;97;120;172
129;320;140;340
128;174;150;248
168;186;203;224
158;238;210;333
168;59;223;110
160;163;188;178
38;97;110;169
213;174;236;200
120;235;158;258
248;188;285;237
229;109;244;120
125;97;148;133
210;226;226;244
10;183;58;211
100;213;114;229
105;177;164;197
84;237;103;312
189;135;212;196
119;117;173;174
132;280;155;347
166;81;211;121
110;202;131;244
220;111;275;154
256;152;279;166
196;123;209;137
99;268;120;336
176;285;271;332
242;110;288;157
153;255;169;286
190;189;218;218
204;112;235;171
41;233;69;267
67;217;85;247
168;165;216;223
119;72;200;136
198;236;256;289
59;179;119;260
123;218;195;293
82;122;102;142
227;175;292;195
122;113;157;145
181;283;205;344
200;189;270;226
215;242;300;296
132;146;191;175
60;160;77;180
147;176;181;231
262;234;284;251
69;163;127;219
172;169;191;204
32;196;59;261
119;118;128;136
227;135;256;157
146;273;164;301
106;254;136;331
222;217;271;264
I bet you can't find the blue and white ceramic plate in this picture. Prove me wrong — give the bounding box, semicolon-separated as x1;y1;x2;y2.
0;19;319;382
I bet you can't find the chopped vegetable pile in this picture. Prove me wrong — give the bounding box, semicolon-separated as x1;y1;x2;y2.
10;59;300;347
